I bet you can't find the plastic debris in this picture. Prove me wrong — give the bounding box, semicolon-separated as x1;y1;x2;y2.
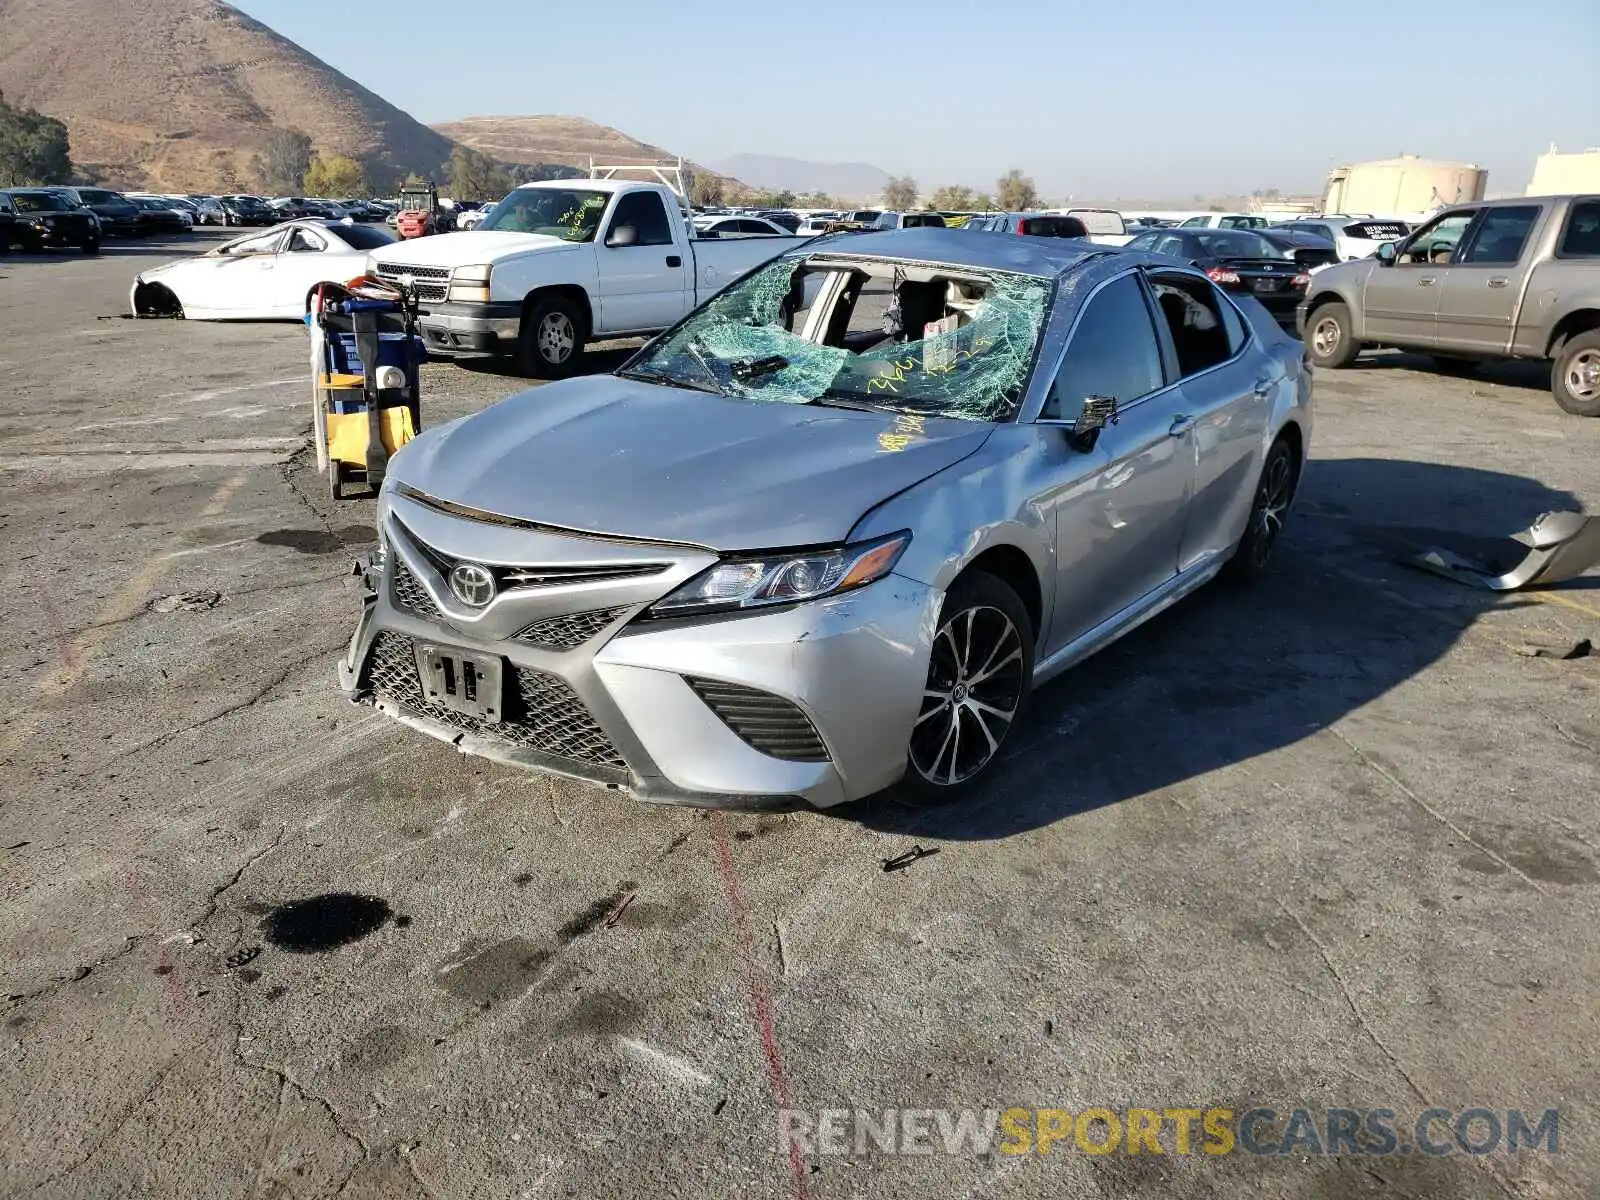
1408;511;1600;591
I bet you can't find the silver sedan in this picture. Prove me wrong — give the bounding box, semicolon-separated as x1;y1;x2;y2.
340;229;1312;807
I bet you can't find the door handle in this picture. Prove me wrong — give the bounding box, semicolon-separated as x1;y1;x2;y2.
1417;277;1437;287
1168;414;1196;437
1487;277;1508;289
666;255;682;268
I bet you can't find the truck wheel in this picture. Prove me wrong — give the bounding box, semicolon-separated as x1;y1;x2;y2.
1552;330;1600;417
1306;302;1360;369
516;296;585;379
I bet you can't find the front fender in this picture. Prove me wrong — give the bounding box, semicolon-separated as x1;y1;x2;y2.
488;245;597;305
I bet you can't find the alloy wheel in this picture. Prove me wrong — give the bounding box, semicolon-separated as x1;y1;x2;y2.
538;312;576;364
909;605;1025;787
1248;449;1294;569
1565;349;1600;401
1311;316;1341;359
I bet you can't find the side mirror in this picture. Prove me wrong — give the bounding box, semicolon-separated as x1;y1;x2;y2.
607;225;638;248
1375;241;1397;265
1067;395;1119;452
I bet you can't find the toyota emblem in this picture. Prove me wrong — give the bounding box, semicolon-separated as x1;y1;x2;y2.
449;562;496;607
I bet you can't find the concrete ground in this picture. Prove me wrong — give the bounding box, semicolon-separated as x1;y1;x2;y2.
1;232;1597;1200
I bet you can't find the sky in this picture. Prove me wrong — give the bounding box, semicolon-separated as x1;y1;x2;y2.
233;0;1599;200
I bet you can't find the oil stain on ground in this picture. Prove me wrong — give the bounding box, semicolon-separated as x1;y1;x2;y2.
255;527;372;555
261;893;394;953
437;937;552;1006
556;881;639;941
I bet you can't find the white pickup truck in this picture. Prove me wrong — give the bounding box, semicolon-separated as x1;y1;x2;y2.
367;179;809;376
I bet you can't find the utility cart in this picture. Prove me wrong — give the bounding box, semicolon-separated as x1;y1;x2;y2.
308;279;426;500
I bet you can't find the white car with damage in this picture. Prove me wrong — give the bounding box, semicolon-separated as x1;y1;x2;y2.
365;179;811;376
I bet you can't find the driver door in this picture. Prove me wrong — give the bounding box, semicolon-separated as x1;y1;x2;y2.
596;192;691;334
200;229;288;314
274;226;339;317
1362;209;1477;345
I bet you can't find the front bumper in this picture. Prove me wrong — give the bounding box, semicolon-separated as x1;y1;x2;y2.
413;300;523;356
338;495;939;808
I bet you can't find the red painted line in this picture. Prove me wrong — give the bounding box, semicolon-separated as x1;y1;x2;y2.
710;814;811;1200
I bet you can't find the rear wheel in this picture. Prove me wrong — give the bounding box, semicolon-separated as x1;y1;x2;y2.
1552;330;1600;418
515;295;585;379
1225;438;1297;580
1306;302;1360;369
899;573;1034;806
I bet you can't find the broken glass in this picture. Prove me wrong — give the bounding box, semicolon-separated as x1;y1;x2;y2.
629;256;1053;422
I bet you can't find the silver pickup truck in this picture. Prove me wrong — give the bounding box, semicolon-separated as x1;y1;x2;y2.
1297;194;1600;415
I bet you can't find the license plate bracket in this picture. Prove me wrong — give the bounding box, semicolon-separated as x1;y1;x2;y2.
413;643;504;724
1251;277;1281;293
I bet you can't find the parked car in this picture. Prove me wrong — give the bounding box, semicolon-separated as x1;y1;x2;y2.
128;195;193;235
1065;209;1135;246
695;215;794;238
339;228;1310;806
456;201;500;231
1299;194;1600;415
0;189;101;253
1257;228;1340;272
270;197;318;220
130;219;398;320
51;187;142;237
1271;216;1412;263
1178;213;1271;230
366;179;809;374
794;214;849;236
196;195;276;227
1123;228;1311;328
966;212;1089;239
870;211;948;231
755;210;802;233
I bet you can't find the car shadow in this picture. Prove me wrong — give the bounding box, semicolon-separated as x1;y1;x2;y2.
840;455;1586;841
453;345;639;381
1344;350;1550;392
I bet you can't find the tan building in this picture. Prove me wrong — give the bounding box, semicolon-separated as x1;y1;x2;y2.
1322;154;1487;215
1527;147;1600;196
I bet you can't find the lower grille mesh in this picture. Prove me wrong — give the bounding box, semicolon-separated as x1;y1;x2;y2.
687;677;830;762
363;632;626;770
516;607;626;650
391;560;440;619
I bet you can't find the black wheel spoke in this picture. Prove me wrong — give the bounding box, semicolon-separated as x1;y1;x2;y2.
910;603;1026;789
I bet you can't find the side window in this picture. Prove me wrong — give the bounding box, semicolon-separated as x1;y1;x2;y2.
286;228;326;253
1398;212;1475;265
1556;200;1600;258
224;230;284;256
1180;216;1208;227
1149;276;1236;377
609;192;674;247
1457;206;1541;265
1155;234;1188;257
1219;215;1245;229
1043;274;1166;422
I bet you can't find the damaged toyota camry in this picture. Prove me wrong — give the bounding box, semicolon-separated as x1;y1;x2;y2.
340;229;1312;808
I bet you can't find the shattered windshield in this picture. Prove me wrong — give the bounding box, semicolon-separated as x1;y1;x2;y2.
479;188;611;242
621;256;1053;422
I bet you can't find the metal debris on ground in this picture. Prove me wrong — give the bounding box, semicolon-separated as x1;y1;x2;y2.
1408;511;1600;592
225;945;262;969
148;589;225;613
1517;638;1593;660
603;893;636;927
882;845;941;873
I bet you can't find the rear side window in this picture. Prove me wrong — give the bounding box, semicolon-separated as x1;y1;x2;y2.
1017;216;1087;238
1149;276;1237;377
1043;274;1165;421
1556;201;1600;258
1458;206;1541;265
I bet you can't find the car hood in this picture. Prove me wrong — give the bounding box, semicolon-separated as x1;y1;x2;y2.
393;375;993;551
1312;259;1380;290
369;231;579;267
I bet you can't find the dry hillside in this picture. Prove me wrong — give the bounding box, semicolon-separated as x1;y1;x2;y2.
0;0;455;190
435;115;718;178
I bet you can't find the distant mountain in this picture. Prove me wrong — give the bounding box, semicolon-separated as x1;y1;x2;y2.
435;116;724;181
0;0;455;191
711;154;891;201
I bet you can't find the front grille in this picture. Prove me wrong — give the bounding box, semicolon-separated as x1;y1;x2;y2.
397;521;669;594
391;559;441;619
412;283;449;302
375;263;450;281
687;677;830;763
363;632;626;769
516;607;626;650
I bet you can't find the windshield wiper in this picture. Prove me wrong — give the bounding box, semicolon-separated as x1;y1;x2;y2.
617;367;725;396
808;392;900;413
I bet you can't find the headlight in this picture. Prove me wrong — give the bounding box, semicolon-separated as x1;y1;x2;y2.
648;532;910;616
448;263;493;303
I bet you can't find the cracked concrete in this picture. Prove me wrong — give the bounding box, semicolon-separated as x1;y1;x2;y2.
2;235;1598;1199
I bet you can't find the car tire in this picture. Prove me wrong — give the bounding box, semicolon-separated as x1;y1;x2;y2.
80;239;100;256
1305;302;1360;369
1551;330;1600;418
1224;437;1298;581
516;295;585;379
897;571;1034;806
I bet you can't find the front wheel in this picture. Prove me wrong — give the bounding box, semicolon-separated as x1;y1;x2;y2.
899;572;1034;806
1225;438;1298;581
1305;302;1360;369
515;296;585;379
1552;330;1600;418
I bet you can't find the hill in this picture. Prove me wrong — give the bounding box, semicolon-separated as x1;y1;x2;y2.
710;154;891;202
435;115;719;179
0;0;455;191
